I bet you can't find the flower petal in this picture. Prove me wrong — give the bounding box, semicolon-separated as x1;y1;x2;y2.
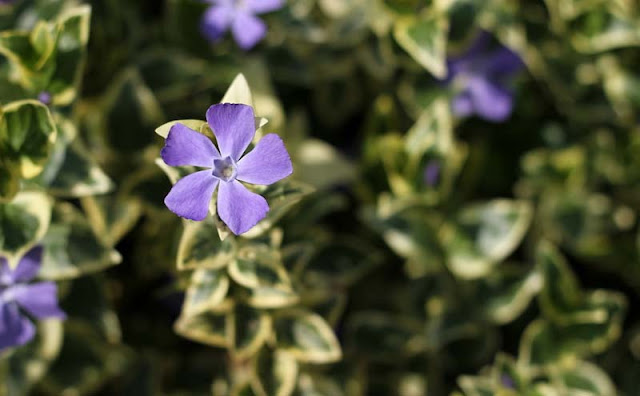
467;77;513;122
161;123;220;167
231;12;266;50
201;4;234;42
12;282;65;320
12;246;43;283
0;258;12;285
206;104;256;160
246;0;284;14
217;180;268;235
452;91;474;118
165;170;219;221
485;46;524;78
237;134;293;185
0;303;35;350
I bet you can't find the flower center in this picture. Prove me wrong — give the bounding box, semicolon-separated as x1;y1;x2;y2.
212;156;238;182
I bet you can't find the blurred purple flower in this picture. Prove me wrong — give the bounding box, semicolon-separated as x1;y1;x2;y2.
38;91;52;106
201;0;284;50
161;103;293;235
500;374;516;389
0;247;66;351
445;32;524;122
423;160;441;187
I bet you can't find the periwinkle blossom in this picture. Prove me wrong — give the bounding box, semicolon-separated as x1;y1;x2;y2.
201;0;284;50
38;91;52;106
445;32;524;122
161;103;293;235
423;160;441;187
0;247;66;350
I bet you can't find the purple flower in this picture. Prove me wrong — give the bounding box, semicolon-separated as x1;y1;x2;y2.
446;32;524;122
0;247;66;351
38;91;52;106
423;160;441;187
161;103;293;235
201;0;284;50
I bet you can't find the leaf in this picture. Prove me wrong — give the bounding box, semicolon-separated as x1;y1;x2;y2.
0;155;19;202
174;302;231;347
393;11;448;78
345;311;426;362
252;349;298;396
0;191;52;267
228;244;291;289
0;100;57;179
273;309;342;364
228;304;272;360
182;268;230;316
48;6;91;105
293;139;356;189
46;141;114;197
38;203;122;280
2;320;64;395
536;241;582;319
442;200;533;279
243;181;314;238
39;320;129;396
222;73;254;106
404;97;452;159
478;265;543;324
154;119;207;139
80;195;143;246
244;285;300;310
177;217;235;270
556;360;616;395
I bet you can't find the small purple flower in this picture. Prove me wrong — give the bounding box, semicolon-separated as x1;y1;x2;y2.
423;160;441;187
445;32;524;122
0;247;66;351
38;91;52;106
161;103;293;235
500;374;516;389
201;0;284;50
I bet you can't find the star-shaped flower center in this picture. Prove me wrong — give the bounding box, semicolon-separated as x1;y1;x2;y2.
212;156;238;182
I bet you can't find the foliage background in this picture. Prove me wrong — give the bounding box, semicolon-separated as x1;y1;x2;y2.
1;0;640;395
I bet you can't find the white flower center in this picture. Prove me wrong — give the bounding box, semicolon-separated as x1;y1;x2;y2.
212;156;238;182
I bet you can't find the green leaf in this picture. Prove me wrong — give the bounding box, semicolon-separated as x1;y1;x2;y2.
2;320;64;395
243;181;314;238
0;155;19;202
244;285;300;310
252;349;298;396
345;311;426;362
393;11;448;78
40;321;129;396
38;203;122;280
0;100;57;179
0;191;52;267
228;304;272;360
556;360;616;395
80;195;143;246
48;6;91;105
182;268;230;316
442;200;533;279
536;241;583;318
0;31;54;90
174;301;231;347
228;244;291;289
293;138;356;189
46;141;114;197
177;217;235;270
273;309;342;364
404;97;452;159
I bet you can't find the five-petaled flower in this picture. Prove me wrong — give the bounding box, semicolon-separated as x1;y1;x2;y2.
0;247;66;350
161;103;293;235
201;0;284;50
445;31;524;122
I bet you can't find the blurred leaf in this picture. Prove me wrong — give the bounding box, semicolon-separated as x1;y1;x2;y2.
177;217;235;270
393;11;448;78
228;304;271;360
293;138;356;189
273;309;342;364
252;349;298;396
345;311;426;362
555;360;616;395
0;155;19;202
174;301;231;347
0;191;51;267
2;320;63;395
47;141;114;197
222;73;254;106
40;320;129;395
229;244;291;289
182;268;230;316
39;203;122;280
442;199;533;279
80;195;143;246
0;100;56;179
404;97;452;159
